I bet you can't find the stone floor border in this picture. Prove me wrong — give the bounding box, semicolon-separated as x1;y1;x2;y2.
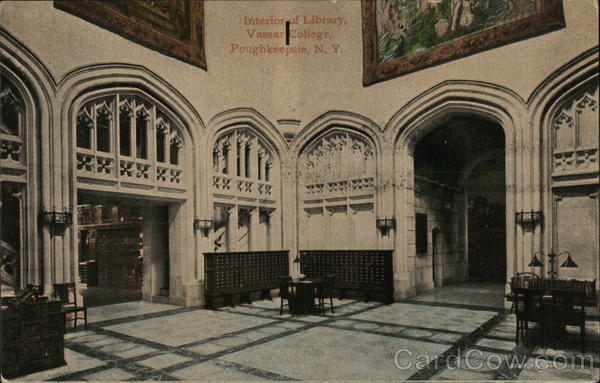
407;311;507;381
52;301;383;381
399;299;506;313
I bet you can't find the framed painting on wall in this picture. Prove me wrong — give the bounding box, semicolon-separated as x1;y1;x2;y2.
361;0;565;85
54;0;206;69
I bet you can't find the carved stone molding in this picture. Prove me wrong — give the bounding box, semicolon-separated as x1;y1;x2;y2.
552;84;598;155
299;130;376;191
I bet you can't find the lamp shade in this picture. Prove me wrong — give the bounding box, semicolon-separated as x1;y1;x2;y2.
528;254;543;267
560;254;578;268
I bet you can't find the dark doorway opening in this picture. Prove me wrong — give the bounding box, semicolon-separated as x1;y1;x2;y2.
77;193;170;307
466;156;506;282
414;116;506;286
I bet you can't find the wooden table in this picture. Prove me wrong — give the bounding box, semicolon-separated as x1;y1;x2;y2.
289;278;324;315
506;292;599;309
507;291;598;348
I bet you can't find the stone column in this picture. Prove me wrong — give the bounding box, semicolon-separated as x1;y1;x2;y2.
226;206;237;251
265;159;272;182
249;207;260;250
279;158;295;275
249;141;258;180
257;151;264;180
267;209;279;251
226;137;236;176
141;207;169;300
214;149;221;173
394;147;414;299
239;143;246;178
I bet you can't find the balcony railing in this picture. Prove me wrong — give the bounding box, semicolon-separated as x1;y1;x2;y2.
76;150;184;187
212;174;274;198
303;176;375;197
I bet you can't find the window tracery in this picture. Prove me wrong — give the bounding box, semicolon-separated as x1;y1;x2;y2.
75;93;184;188
299;130;376;196
551;84;599;175
212;128;279;252
0;77;25;166
298;129;378;250
0;75;28;294
212;129;275;197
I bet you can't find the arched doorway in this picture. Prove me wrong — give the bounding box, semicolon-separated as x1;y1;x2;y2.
412;116;506;288
0;69;42;295
71;89;193;306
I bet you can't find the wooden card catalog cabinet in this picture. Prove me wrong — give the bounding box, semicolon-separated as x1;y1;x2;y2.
550;83;599;281
1;300;66;378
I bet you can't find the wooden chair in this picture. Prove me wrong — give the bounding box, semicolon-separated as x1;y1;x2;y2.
277;276;294;315
550;289;587;351
509;273;541;313
53;282;87;331
513;286;544;346
315;274;335;315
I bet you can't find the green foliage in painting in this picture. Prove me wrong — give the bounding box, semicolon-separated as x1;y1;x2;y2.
105;0;192;43
378;0;541;63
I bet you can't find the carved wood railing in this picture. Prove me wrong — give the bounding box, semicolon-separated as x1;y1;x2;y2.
204;250;289;309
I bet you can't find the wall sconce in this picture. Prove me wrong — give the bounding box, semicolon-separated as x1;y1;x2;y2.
515;210;543;232
40;210;73;236
194;218;213;237
376;217;396;235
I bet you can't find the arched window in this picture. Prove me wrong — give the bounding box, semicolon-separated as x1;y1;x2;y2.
119;105;132;157
551;85;599;174
1;74;28;294
212;128;279;252
169;134;181;165
75;93;184;188
96;103;111;153
298;129;377;250
549;83;599;280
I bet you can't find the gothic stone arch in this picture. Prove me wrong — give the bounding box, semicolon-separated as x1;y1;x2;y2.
386;81;526;299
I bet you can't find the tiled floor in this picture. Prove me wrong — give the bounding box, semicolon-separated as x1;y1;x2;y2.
407;281;507;309
87;300;183;324
13;282;600;382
